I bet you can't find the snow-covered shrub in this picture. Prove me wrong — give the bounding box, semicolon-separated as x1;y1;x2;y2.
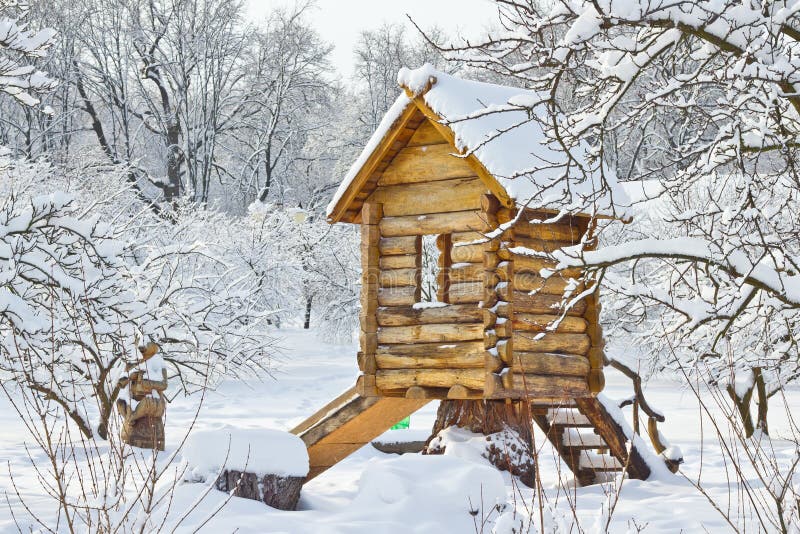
0;154;284;438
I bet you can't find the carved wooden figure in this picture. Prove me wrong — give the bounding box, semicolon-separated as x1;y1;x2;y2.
117;342;168;451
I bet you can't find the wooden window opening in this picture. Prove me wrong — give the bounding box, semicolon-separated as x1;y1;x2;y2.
419;234;451;303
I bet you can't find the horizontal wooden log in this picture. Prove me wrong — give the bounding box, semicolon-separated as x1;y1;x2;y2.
376;304;483;326
498;288;588;316
509;352;590;376
500;373;590;398
405;120;447;148
376;340;484;358
485;352;504;373
498;247;583;268
377;323;484;344
450;231;488;245
379;268;419;287
494;318;511;338
512;221;582;243
448;282;484;304
370;177;486;217
378;287;418;307
379;236;421;256
449;262;483;283
451;243;485;263
446;384;484;400
379;210;489;237
359;313;377;333
511;238;577;253
379;144;475;186
512;332;591;355
357;351;377;374
499;257;582;280
513;314;588;333
376;350;485;369
380;254;420;270
512;273;584;295
376;368;486;390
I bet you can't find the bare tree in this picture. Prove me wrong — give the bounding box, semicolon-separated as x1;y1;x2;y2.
424;0;800;434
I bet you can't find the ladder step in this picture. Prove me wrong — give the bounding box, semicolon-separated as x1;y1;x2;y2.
579;452;623;471
547;408;590;426
552;422;594;429
562;444;602;450
562;428;606;447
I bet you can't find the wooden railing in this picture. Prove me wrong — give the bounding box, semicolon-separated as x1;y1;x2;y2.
606;357;683;473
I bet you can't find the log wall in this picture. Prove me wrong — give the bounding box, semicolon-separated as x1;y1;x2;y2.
364;118;490;399
485;205;597;400
357;116;605;401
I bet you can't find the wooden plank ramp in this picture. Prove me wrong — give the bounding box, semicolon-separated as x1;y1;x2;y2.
291;385;430;479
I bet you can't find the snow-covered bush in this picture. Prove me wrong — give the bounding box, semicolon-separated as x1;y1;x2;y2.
0;154;285;438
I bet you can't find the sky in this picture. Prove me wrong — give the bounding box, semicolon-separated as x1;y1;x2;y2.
246;0;499;78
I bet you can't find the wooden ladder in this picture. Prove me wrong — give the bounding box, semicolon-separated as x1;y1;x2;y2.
532;397;651;485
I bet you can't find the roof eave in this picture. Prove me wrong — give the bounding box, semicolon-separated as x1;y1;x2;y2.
326;99;419;224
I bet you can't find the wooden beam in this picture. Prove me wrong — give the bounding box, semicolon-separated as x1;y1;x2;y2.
379;210;489;236
376;368;486;390
377;323;484;344
376;303;483;326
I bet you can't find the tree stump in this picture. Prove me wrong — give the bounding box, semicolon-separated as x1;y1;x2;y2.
424;399;536;487
215;470;304;511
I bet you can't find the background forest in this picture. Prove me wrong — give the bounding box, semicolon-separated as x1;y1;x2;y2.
2;0;800;531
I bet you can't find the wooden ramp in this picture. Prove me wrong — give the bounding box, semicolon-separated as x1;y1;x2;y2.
291;386;430;479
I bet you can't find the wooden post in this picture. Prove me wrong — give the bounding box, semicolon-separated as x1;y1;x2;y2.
437;233;452;303
359;201;382;396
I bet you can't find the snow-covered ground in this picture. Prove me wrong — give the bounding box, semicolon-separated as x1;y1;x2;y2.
1;329;796;532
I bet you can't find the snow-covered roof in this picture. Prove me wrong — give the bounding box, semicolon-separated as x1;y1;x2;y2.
327;65;628;222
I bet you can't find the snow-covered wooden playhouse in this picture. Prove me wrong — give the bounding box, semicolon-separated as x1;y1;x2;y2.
293;66;674;484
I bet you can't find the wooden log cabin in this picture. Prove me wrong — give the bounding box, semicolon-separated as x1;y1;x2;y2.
326;66;617;404
294;66;680;483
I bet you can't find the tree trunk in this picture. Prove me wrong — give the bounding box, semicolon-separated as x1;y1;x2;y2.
303;294;313;329
164;123;182;203
754;367;769;436
727;381;756;438
215;470;304;511
424;399;535;487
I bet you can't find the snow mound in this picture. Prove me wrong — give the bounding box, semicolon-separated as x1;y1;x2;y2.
184;427;309;479
352;454;506;532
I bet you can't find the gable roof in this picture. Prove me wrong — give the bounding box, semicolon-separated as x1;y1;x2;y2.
327;65;628;224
